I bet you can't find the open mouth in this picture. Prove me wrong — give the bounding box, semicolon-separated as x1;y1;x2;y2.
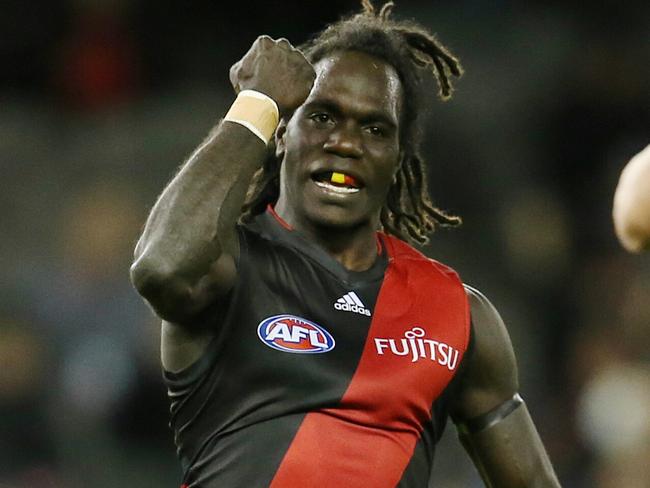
312;171;363;194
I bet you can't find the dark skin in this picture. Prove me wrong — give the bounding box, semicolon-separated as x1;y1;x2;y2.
131;36;560;487
274;51;403;270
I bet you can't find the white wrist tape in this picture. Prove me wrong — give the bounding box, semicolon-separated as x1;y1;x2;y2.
224;90;280;144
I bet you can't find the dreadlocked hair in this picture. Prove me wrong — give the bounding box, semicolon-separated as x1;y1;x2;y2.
240;0;463;245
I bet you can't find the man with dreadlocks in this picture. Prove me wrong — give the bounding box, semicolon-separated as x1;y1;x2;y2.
131;1;560;486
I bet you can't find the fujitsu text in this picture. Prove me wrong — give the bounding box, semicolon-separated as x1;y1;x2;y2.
374;327;460;370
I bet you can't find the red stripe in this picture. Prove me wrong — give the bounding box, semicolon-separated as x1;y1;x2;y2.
267;204;293;230
375;233;383;255
270;236;469;487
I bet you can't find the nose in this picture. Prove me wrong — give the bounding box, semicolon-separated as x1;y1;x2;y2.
323;122;363;159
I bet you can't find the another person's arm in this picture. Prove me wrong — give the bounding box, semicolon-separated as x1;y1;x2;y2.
613;144;650;253
450;287;561;487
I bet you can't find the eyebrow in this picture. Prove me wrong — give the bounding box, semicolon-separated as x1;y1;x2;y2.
304;98;398;128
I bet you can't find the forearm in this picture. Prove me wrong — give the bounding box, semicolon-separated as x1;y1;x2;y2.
131;121;267;309
130;36;314;322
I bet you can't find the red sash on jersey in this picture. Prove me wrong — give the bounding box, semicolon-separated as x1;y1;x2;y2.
269;234;470;487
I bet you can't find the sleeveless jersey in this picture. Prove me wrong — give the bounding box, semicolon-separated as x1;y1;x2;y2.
164;209;471;487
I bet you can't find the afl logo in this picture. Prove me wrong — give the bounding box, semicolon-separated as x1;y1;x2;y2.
257;314;335;354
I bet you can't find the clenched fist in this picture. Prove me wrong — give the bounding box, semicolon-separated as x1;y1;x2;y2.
230;36;316;116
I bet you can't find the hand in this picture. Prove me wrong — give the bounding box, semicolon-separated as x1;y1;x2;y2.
230;36;316;116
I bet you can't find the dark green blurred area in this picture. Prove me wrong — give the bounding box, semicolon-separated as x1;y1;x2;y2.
2;1;649;487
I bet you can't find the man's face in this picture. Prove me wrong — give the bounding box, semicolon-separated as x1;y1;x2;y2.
275;51;402;233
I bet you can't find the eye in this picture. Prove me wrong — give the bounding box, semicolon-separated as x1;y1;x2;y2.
309;112;333;125
364;125;386;137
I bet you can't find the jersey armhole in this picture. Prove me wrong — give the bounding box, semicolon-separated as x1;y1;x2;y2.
162;225;248;389
163;335;220;388
443;317;475;395
427;318;475;442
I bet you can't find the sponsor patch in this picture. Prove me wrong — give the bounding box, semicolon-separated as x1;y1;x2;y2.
257;314;335;354
374;326;460;370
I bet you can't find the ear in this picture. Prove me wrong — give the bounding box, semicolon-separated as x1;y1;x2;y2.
274;118;288;159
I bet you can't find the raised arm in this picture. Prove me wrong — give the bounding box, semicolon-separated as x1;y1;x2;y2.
130;36;315;325
449;286;560;487
613;144;650;253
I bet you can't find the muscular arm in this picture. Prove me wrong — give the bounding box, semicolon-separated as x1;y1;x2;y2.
130;37;315;371
130;122;265;323
613;144;650;253
130;36;315;326
449;287;560;487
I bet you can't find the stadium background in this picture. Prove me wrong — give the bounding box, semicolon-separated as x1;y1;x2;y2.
1;0;649;486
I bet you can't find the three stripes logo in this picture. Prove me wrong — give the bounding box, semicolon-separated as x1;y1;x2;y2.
334;291;371;316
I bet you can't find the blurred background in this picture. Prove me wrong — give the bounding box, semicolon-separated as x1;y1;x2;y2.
1;0;649;486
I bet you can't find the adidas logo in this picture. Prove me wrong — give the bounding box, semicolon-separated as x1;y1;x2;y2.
334;291;371;316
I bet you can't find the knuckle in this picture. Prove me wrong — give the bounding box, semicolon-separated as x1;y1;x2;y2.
290;54;308;68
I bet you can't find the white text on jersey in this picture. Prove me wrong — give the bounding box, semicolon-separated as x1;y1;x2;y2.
334;291;371;316
374;327;460;370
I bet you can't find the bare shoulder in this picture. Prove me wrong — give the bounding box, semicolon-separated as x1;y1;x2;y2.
159;253;238;372
449;285;519;421
161;320;215;373
160;290;231;373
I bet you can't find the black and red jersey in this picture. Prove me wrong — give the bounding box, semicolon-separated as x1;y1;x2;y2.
164;209;471;487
